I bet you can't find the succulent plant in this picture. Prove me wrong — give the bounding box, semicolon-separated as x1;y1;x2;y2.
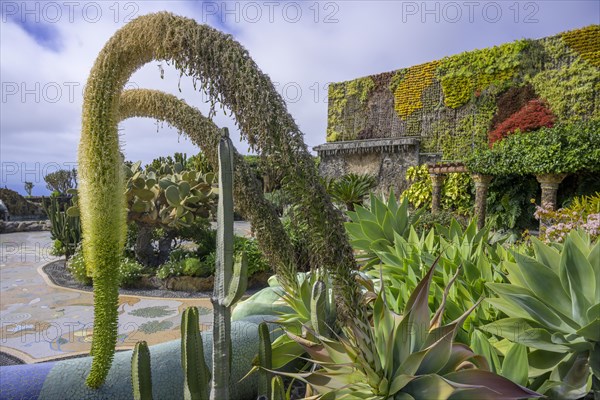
131;341;153;400
272;261;540;399
345;190;423;267
257;322;273;399
130;132;250;400
482;230;600;399
124;160;216;229
364;217;507;344
181;307;210;400
210;129;248;400
43;189;82;260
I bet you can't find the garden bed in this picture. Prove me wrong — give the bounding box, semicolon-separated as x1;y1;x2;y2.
42;260;269;299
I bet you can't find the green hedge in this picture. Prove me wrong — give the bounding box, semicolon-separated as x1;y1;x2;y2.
465;120;600;175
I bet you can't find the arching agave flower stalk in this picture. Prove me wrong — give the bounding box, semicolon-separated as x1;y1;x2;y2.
79;12;354;388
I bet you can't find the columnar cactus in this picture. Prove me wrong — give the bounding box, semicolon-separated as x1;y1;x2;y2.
181;307;210;400
270;376;285;400
43;191;81;260
131;341;153;400
257;322;273;399
211;129;248;400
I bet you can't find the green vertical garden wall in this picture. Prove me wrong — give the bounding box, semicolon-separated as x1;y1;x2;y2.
326;25;600;161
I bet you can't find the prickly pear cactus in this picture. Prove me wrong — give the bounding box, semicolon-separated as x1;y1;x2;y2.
125;160;216;228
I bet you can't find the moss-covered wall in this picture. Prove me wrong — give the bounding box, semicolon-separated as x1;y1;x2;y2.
325;25;600;161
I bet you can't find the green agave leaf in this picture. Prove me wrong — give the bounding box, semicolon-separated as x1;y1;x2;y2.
576;318;600;341
531;236;561;274
587;303;600;323
356;204;377;223
528;349;569;377
372;195;387;226
444;370;541;399
470;330;501;374
509;251;572;318
560;236;595;325
270;337;304;369
388;374;415;396
484;298;532;321
416;330;454;375
481;318;543;340
394;202;408;235
486;283;575;334
439;343;482;375
502;343;528;386
345;222;366;241
403;375;456;400
387;189;399;215
360;220;386;242
548;352;592;400
381;211;395;243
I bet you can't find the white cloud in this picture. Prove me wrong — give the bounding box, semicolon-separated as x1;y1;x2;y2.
1;0;598;194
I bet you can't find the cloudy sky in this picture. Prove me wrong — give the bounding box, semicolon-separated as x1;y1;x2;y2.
1;0;598;195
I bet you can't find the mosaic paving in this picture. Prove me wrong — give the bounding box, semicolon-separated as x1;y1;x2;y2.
0;231;213;363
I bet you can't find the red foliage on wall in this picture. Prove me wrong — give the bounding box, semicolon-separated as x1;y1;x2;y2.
491;84;538;129
488;99;555;146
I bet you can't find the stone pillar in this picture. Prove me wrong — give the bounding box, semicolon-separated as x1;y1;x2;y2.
430;174;445;214
472;174;493;230
536;173;567;211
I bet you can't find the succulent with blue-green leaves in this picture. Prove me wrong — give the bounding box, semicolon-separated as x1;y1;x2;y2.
482;230;600;399
272;261;540;399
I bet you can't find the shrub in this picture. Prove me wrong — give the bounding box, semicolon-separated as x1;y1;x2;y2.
488;99;555;145
50;239;66;257
156;260;184;280
467;120;600;175
67;246;92;286
68;247;143;287
401;165;473;214
534;193;600;242
234;236;271;276
118;258;144;286
414;210;467;235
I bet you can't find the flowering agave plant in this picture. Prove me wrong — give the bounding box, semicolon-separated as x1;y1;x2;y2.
482;230;600;399
274;262;540;399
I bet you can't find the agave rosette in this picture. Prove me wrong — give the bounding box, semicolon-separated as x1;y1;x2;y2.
482;230;600;399
274;262;539;399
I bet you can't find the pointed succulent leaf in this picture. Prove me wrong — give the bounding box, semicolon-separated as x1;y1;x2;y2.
502;343;529;387
443;370;541;399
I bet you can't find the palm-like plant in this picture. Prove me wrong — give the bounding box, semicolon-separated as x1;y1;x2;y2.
482;230;600;399
327;173;377;211
272;262;540;399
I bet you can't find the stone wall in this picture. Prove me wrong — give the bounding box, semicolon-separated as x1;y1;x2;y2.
315;138;436;195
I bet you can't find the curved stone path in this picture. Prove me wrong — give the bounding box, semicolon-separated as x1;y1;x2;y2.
0;231;213;364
